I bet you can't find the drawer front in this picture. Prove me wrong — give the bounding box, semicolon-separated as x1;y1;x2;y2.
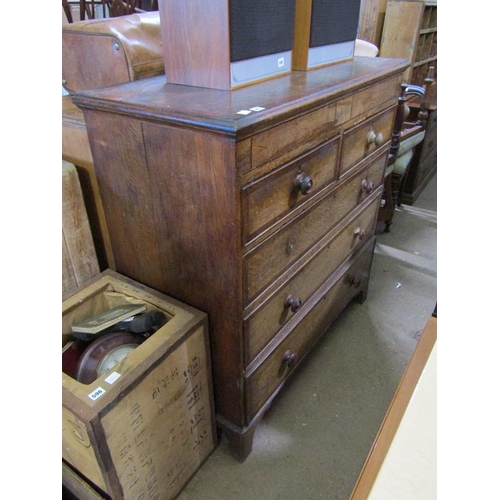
351;75;402;119
244;194;381;364
244;151;386;304
250;98;352;171
242;137;340;243
339;107;396;178
245;238;376;422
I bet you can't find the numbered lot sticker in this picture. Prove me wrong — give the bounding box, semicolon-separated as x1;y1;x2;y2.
88;387;106;401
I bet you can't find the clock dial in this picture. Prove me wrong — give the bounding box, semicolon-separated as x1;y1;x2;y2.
97;344;139;377
75;332;144;384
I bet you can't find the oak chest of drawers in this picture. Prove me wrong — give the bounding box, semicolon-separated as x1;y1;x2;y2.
74;56;408;461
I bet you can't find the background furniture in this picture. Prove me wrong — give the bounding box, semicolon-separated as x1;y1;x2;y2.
380;0;437;87
62;12;164;94
399;96;437;205
378;68;434;231
62;12;165;270
62;0;158;22
352;36;432;230
62;0;74;22
357;0;388;47
73;56;408;461
379;0;437;206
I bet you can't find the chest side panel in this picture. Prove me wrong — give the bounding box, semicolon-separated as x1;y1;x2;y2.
83;111;166;292
141;123;245;425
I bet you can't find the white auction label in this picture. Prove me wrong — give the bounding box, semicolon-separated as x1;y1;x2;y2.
88;387;106;401
105;372;121;384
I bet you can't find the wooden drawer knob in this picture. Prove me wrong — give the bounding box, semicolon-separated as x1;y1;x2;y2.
295;173;313;195
367;130;384;147
283;350;298;368
285;295;302;313
361;179;374;194
349;277;362;288
354;227;367;240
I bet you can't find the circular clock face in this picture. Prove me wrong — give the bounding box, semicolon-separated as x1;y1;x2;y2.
75;332;144;385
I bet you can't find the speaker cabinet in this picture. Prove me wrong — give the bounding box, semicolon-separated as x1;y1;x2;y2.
293;0;362;70
158;0;296;90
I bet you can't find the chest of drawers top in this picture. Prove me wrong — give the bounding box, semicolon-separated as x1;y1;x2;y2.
73;56;408;139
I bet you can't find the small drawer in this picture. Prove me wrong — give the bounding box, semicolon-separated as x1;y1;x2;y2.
339;107;396;178
244;151;386;304
245;238;375;422
244;195;380;364
250;97;352;171
242;137;340;243
351;75;401;119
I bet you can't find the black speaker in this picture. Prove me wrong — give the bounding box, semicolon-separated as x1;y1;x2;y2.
293;0;362;70
229;2;295;62
159;0;296;90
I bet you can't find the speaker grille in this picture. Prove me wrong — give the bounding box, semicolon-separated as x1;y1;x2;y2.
229;0;296;62
310;0;361;48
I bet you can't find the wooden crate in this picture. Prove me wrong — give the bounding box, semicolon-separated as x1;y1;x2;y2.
62;270;216;500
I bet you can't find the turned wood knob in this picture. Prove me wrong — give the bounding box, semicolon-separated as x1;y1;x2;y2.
367;130;376;145
285;295;302;313
354;227;366;240
361;179;374;194
283;350;298;368
367;130;384;146
349;277;362;288
295;173;313;195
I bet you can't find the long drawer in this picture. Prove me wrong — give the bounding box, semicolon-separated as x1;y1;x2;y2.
242;136;340;244
249;98;351;172
245;237;376;422
244;193;381;365
244;150;386;304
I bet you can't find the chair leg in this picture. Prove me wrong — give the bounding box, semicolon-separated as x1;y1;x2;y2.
377;173;395;232
62;0;73;22
391;172;404;209
382;171;407;232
